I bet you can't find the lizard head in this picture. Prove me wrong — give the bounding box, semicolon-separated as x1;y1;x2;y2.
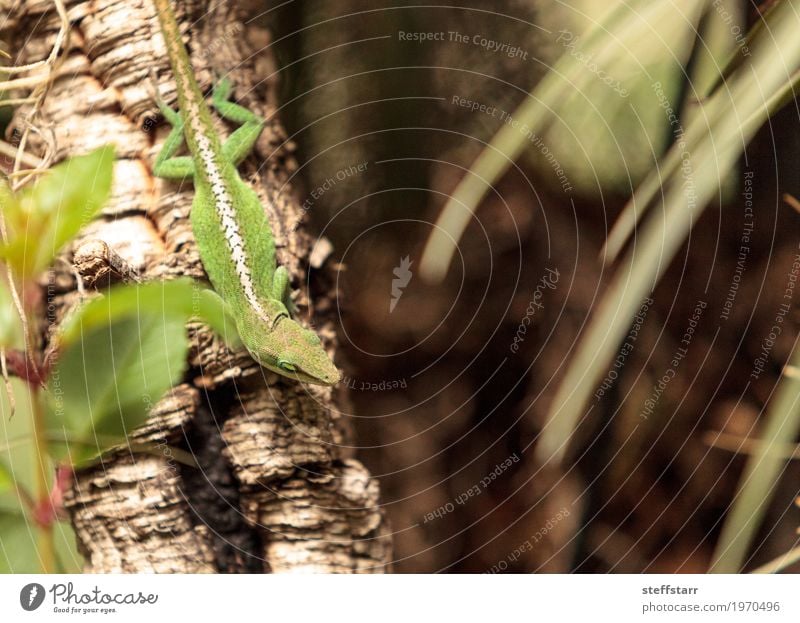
239;309;341;386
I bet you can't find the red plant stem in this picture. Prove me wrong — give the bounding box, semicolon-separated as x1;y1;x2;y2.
3;348;45;386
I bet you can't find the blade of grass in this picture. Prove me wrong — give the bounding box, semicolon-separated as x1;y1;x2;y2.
418;0;674;283
535;135;735;464
697;0;785;99
704;429;800;459
688;0;742;97
751;543;800;574
710;357;800;572
535;0;800;466
603;0;795;262
603;67;800;262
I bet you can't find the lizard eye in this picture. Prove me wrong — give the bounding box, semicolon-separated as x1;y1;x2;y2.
277;359;296;372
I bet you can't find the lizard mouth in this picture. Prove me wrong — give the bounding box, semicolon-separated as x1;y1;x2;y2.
283;363;341;386
281;367;334;386
253;354;335;386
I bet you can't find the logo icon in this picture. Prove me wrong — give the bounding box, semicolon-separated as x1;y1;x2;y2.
390;256;413;313
20;583;45;611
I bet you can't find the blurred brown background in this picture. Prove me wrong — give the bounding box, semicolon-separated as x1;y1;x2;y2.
262;0;800;572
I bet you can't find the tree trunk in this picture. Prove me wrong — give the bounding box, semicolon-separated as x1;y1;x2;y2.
1;0;391;573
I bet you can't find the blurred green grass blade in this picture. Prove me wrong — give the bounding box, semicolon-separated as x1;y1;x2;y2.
751;544;800;574
681;0;743;209
701;0;784;98
419;0;658;283
529;2;706;197
604;68;800;262
688;0;742;97
535;137;733;464
536;0;800;466
711;356;800;573
604;1;798;262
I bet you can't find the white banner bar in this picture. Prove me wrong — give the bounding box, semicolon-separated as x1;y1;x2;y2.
1;574;798;622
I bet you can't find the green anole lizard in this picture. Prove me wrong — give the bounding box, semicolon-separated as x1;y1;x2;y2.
152;0;340;385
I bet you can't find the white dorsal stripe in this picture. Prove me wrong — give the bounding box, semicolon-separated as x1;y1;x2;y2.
184;92;268;319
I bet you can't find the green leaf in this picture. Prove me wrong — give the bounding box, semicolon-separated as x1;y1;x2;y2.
46;285;190;464
0;146;114;279
0;509;39;573
0;378;36;497
46;278;239;464
0;278;21;348
0;460;11;494
54;521;83;573
193;287;241;348
58;278;240;351
0;492;81;572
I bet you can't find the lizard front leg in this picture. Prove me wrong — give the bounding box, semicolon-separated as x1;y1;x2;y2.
211;77;265;166
152;99;196;179
272;266;298;316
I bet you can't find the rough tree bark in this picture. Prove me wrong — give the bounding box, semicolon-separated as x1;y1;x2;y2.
1;0;391;573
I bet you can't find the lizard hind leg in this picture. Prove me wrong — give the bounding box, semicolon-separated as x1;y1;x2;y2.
272;265;297;316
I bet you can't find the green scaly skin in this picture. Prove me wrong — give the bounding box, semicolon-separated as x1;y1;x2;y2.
152;0;340;385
